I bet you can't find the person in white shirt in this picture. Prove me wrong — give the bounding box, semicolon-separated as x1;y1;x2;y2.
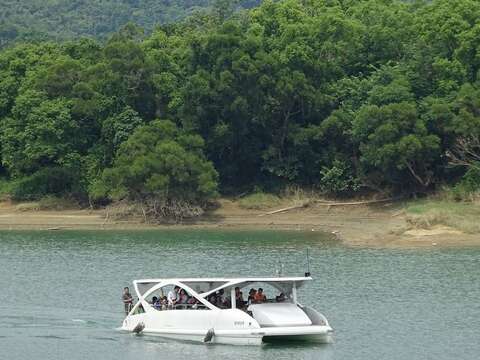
167;286;180;308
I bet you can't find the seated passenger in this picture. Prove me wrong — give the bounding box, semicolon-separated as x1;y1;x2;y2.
167;286;180;307
187;296;199;309
160;296;168;310
254;288;267;303
235;287;245;309
151;296;160;309
207;293;217;305
247;288;257;305
216;289;227;308
178;289;189;305
275;292;286;302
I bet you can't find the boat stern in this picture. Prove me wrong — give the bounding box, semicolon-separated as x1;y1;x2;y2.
260;324;333;343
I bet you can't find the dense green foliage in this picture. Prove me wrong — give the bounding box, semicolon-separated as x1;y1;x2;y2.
0;0;259;47
1;0;480;211
93;120;218;202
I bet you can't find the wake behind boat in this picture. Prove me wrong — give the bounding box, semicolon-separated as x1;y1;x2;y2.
121;276;333;345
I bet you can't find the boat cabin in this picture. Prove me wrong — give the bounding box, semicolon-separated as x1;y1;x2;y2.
129;277;311;318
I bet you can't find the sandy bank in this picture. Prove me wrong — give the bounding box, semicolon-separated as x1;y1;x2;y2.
0;199;478;248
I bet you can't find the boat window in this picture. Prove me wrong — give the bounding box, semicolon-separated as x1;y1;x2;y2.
132;303;145;315
238;282;293;306
136;282;158;296
146;285;209;311
183;281;228;295
204;287;232;309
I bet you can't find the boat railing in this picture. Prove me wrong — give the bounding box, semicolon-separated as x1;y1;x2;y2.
165;303;208;310
154;303;208;311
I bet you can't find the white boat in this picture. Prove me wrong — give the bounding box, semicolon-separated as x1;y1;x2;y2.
121;276;333;345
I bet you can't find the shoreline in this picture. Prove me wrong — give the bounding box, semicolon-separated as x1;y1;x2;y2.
0;199;479;248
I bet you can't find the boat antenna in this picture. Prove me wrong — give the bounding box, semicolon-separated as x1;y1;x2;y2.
305;248;311;277
276;259;284;277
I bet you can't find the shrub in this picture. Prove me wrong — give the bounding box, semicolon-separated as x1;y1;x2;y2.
320;160;361;195
0;178;15;198
451;163;480;201
10;167;78;201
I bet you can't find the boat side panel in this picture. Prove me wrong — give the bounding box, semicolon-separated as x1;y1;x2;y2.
123;309;260;333
140;330;263;345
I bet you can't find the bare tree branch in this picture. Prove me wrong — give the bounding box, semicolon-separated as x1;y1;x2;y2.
446;135;480;168
406;162;431;187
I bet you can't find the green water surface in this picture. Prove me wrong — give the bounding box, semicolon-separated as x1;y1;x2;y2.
0;230;478;360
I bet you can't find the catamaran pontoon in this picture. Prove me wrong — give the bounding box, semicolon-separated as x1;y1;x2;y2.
121;276;333;345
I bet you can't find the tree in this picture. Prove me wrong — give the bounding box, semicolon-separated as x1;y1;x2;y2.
94;120;218;219
353;102;441;190
1;92;78;175
101;106;145;166
445;82;480;180
2;0;480;203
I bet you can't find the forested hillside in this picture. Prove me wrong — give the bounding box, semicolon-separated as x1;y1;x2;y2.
1;0;479;219
0;0;259;47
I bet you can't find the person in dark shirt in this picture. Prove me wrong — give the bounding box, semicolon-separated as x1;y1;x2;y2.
216;289;227;308
122;287;134;315
235;287;245;309
207;292;217;306
275;292;286;302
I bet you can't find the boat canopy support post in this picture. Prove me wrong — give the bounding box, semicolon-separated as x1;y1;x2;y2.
292;282;298;303
230;287;236;309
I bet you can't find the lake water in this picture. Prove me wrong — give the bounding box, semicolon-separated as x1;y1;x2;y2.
0;230;479;360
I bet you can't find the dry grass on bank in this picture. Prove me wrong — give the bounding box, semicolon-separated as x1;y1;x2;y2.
405;198;480;234
14;196;80;212
237;187;318;210
237;192;282;209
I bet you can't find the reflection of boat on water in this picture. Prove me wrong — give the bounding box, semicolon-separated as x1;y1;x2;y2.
121;276;333;345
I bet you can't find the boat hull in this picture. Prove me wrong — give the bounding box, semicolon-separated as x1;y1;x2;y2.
262;333;332;343
260;325;333;344
134;329;264;345
121;325;332;345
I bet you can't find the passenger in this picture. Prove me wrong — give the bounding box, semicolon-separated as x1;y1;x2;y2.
247;288;257;305
216;289;226;308
167;286;180;307
160;296;168;310
152;296;162;309
275;292;286;302
254;288;267;303
207;292;217;305
122;287;134;315
235;287;245;309
178;289;189;304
